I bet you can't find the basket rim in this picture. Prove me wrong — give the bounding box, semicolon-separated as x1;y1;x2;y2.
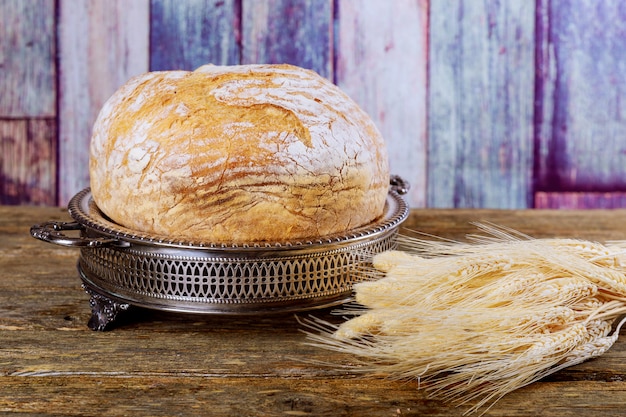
68;186;409;252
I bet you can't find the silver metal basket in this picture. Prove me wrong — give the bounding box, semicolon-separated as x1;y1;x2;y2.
31;177;409;329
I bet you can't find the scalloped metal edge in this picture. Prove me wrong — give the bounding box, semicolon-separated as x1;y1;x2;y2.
67;186;409;252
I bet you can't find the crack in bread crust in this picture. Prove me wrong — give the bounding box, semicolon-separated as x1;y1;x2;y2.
90;64;389;243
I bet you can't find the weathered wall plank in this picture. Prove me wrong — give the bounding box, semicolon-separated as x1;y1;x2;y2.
0;0;57;205
5;0;626;209
535;0;626;199
0;121;28;204
58;0;150;205
0;0;56;118
335;0;428;208
535;192;626;209
150;0;241;71
428;0;535;208
25;119;57;205
0;119;56;205
241;0;333;80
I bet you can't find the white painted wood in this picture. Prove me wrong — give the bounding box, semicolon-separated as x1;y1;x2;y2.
335;0;428;208
58;0;149;205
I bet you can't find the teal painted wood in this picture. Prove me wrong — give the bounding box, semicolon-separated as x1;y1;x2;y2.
428;0;535;208
335;0;428;208
57;0;149;205
0;0;56;117
241;0;332;79
150;0;241;71
535;0;626;195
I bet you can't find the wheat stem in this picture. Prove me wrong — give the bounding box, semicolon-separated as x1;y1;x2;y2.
303;224;626;414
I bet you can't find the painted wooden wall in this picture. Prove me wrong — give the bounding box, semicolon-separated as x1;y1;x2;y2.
2;0;626;210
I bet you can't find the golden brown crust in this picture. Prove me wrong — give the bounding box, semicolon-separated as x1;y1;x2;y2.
89;64;389;243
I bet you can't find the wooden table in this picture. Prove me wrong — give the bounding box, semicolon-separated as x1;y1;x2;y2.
2;205;626;416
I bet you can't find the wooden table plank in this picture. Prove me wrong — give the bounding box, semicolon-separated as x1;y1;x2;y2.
4;205;626;416
1;376;625;417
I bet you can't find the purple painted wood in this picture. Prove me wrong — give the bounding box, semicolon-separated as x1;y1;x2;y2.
0;119;56;205
428;0;536;209
535;192;626;209
535;0;626;196
241;0;332;80
150;0;241;71
7;0;626;210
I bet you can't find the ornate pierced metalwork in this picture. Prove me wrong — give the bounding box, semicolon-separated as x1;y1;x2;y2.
32;180;409;321
82;284;130;330
77;227;397;314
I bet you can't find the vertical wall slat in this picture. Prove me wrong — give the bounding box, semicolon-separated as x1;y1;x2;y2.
335;0;428;208
58;0;150;205
0;120;28;204
150;0;241;71
0;119;56;205
0;121;28;204
241;0;332;80
535;0;626;205
0;0;56;118
428;0;536;208
8;0;626;210
26;119;57;205
0;0;57;205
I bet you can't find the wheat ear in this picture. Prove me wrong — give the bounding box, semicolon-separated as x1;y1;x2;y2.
303;224;626;415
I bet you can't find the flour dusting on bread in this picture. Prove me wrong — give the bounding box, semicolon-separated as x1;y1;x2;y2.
90;64;389;243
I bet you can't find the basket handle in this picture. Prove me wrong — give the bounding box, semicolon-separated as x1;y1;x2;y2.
30;221;122;248
390;175;410;195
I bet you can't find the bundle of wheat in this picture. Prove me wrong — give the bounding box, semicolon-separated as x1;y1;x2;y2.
304;224;626;415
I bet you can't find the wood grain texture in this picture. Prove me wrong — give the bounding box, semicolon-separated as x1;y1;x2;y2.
428;0;535;209
241;0;332;79
535;0;626;194
535;192;626;209
58;0;150;205
5;206;626;416
150;0;241;71
7;0;626;210
335;0;428;209
0;0;56;117
0;119;56;205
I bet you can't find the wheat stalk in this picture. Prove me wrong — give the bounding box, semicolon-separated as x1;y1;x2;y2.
303;223;626;415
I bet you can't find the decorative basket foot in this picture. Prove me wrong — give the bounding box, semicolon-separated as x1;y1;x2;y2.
82;284;130;331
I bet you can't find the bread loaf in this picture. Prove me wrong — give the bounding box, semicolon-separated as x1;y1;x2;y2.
89;64;389;243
